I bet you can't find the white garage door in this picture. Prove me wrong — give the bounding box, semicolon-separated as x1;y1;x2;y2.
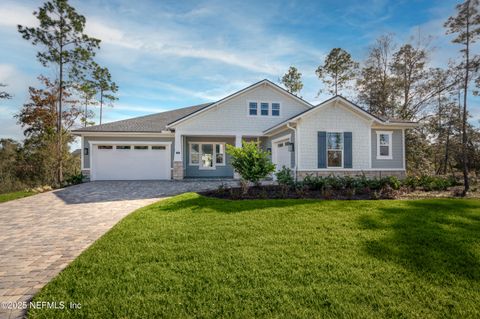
91;143;171;180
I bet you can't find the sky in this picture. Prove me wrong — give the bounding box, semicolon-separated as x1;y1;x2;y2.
0;0;479;149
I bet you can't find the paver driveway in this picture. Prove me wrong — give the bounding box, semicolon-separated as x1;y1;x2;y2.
0;180;236;319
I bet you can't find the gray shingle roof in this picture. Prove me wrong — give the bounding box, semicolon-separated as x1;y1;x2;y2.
72;103;212;133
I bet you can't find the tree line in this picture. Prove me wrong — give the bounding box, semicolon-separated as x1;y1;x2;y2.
281;0;480;195
0;0;117;192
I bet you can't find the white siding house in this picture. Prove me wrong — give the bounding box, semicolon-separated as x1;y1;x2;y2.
73;79;417;181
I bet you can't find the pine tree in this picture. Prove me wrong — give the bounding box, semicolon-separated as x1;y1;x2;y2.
281;66;303;96
316;48;358;96
93;65;118;125
444;0;480;195
18;0;100;183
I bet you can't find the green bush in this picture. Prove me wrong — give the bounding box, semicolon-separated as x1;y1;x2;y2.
226;141;275;186
65;172;84;186
275;166;294;187
405;175;454;191
380;176;401;190
303;174;324;190
286;174;453;196
298;175;400;193
403;175;420;190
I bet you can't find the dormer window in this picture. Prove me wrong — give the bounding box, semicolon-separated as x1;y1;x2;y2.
249;102;258;116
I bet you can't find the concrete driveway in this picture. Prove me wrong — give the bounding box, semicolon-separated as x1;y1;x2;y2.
0;180;236;319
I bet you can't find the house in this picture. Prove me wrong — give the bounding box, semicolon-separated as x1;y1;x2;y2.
73;79;417;181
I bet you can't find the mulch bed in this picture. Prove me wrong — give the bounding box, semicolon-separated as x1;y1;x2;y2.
201;185;382;200
200;185;479;201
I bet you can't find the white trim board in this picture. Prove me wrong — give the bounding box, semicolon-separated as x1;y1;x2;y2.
73;132;175;137
88;141;173;145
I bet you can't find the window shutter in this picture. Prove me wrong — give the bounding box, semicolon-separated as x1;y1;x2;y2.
344;132;352;168
318;131;327;168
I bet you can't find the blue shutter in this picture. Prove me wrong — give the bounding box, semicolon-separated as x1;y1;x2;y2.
318;131;327;168
344;132;352;168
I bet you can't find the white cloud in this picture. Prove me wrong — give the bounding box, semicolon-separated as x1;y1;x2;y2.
0;3;37;28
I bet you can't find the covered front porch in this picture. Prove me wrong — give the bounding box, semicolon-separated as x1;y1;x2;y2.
172;132;263;179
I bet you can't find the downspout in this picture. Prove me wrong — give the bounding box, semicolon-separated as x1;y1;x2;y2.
286;122;298;181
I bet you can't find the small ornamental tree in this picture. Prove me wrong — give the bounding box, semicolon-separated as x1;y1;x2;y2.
226;141;275;191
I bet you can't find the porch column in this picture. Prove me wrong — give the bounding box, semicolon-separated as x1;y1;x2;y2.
233;134;242;179
173;130;184;180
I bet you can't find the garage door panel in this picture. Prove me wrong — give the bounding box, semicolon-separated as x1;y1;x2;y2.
92;145;171;180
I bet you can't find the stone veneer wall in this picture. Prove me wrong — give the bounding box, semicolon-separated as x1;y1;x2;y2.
297;170;406;180
81;169;91;181
173;161;184;180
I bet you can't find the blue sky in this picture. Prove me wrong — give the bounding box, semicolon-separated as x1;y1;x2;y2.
0;0;479;147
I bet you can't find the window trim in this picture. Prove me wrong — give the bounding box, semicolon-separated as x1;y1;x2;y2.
327;131;344;168
248;101;258;116
247;101;281;117
271;102;281;116
376;131;393;160
189;142;226;168
260;102;269;116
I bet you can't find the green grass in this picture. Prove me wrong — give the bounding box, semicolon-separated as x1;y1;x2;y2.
0;190;35;203
30;194;480;318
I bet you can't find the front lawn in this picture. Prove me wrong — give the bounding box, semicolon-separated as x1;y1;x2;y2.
30;194;480;318
0;190;35;203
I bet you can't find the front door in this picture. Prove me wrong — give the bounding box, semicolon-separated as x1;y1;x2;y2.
274;140;291;171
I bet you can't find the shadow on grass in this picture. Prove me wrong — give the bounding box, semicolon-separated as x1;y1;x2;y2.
154;193;332;214
361;199;480;281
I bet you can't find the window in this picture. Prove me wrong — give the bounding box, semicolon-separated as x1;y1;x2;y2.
152;145;166;150
190;143;200;165
327;132;343;168
134;145;148;150
190;143;225;167
260;102;269;116
201;144;214;169
249;102;258;116
116;145;131;150
377;131;392;159
215;144;225;165
98;145;113;150
272;103;280;116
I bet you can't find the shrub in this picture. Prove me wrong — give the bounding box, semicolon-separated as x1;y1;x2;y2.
65;172;84;186
226;141;275;190
402;175;455;192
276;166;294;187
403;175;420;190
380;176;401;190
303;174;324;190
